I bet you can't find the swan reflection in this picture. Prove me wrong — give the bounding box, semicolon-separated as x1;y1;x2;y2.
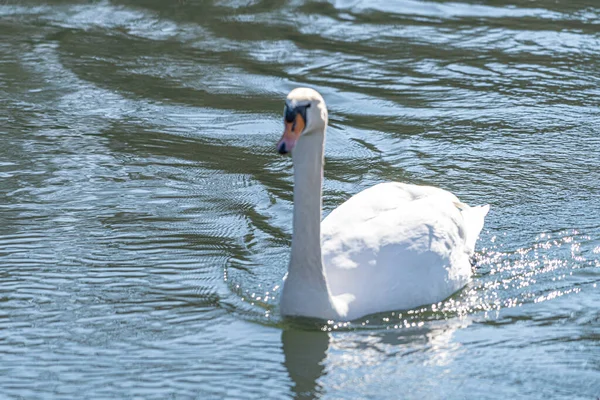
282;318;470;398
282;328;330;399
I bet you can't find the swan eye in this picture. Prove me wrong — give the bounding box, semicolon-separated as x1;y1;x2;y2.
284;104;296;123
298;103;310;128
284;101;311;133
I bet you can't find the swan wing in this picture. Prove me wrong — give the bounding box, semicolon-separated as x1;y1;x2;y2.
321;182;488;318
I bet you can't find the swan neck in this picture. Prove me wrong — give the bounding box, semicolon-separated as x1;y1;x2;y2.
281;129;338;319
290;132;324;271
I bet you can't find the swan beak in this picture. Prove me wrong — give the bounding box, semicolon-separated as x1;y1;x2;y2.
277;114;305;155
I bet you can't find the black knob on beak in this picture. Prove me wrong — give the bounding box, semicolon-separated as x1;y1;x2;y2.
278;142;288;154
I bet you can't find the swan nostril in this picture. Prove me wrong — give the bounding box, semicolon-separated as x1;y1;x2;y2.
278;142;288;154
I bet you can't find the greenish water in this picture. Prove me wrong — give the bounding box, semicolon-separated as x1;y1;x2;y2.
1;0;599;399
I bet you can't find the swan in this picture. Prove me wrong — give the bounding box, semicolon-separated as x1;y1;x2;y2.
276;87;489;321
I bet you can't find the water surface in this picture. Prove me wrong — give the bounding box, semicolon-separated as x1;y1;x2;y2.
1;0;599;398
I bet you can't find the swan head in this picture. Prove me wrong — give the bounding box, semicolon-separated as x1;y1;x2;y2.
277;88;328;155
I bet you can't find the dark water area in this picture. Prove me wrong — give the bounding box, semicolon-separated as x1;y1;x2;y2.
1;0;599;398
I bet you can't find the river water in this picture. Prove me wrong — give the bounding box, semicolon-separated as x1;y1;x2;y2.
1;0;599;399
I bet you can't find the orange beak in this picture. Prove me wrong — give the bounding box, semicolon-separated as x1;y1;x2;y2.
277;113;305;154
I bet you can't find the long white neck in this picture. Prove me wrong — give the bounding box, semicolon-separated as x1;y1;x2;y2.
280;130;339;320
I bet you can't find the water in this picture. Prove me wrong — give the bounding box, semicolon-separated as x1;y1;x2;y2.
1;0;599;398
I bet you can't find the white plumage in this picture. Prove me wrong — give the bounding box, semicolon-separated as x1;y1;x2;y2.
322;182;489;320
276;88;489;321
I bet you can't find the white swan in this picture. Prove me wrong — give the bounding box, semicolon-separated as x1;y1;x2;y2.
276;88;489;321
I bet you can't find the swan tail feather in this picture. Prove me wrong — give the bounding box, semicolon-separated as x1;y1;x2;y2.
456;203;490;254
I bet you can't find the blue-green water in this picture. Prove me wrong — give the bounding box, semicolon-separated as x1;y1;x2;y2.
1;0;599;398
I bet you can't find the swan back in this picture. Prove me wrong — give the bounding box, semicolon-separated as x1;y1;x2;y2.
320;182;489;320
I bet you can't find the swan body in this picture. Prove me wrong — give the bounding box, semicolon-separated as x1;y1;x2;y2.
276;88;489;321
321;182;488;320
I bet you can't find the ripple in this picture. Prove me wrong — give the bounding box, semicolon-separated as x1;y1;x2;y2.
331;0;563;19
1;0;600;398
